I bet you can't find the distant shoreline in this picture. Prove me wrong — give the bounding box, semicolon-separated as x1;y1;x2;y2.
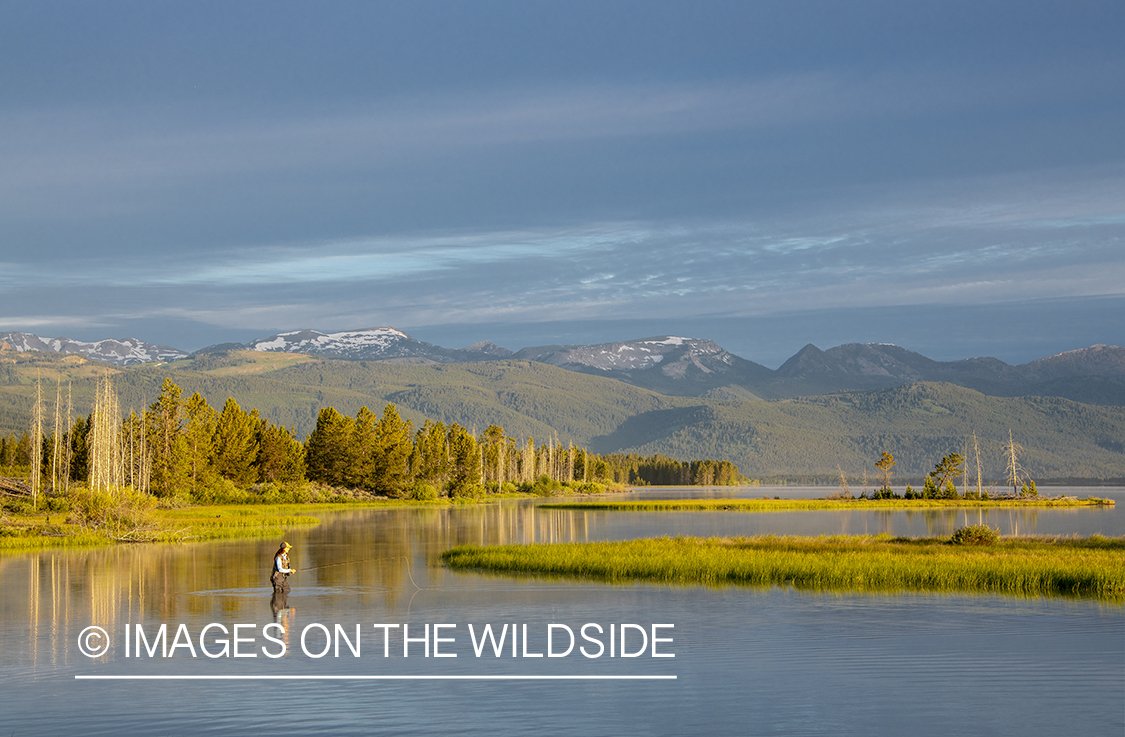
542;497;1116;512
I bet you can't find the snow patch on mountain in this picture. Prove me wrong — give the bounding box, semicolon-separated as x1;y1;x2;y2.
247;327;414;357
514;336;732;373
0;332;189;366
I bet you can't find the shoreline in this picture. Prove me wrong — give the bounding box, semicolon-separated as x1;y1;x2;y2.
0;497;491;552
542;497;1116;511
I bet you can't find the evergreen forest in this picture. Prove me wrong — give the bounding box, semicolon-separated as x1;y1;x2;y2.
0;374;743;504
1;349;1123;486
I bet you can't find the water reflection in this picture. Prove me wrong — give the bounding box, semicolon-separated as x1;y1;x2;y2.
619;485;1123;538
1;488;1122;736
5;489;1121;674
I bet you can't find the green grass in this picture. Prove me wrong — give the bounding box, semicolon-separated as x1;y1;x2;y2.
0;497;464;551
152;505;322;541
0;527;115;551
442;534;1125;600
542;497;1115;512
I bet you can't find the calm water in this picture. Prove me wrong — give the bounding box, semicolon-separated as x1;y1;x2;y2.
1;487;1122;736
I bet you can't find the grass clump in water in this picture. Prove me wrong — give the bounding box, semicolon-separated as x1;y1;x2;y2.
442;535;1125;600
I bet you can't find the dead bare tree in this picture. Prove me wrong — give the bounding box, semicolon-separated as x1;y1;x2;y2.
1004;429;1025;496
30;372;43;508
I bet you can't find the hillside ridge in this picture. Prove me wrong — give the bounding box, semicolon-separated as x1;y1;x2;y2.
2;327;1122;405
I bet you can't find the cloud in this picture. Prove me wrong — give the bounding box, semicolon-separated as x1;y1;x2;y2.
3;56;1120;227
6;163;1119;340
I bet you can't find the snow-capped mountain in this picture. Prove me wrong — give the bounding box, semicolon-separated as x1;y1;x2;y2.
0;331;189;366
513;336;775;395
515;336;723;371
2;324;1122;405
245;327;513;363
248;327;421;358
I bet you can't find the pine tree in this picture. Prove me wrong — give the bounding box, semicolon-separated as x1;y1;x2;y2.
13;432;32;470
68;416;90;482
257;422;306;483
932;453;965;491
410;420;450;490
447;424;481;498
305;407;354;486
212;398;262;486
875;451;896;491
183;392;217;491
147;378;188;496
347;406;379;488
367;403;413;496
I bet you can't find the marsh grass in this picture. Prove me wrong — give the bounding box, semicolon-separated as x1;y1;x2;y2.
441;535;1125;600
0;496;477;551
541;498;1114;512
0;527;111;551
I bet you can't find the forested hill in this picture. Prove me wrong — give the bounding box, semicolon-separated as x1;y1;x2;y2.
1;350;1123;481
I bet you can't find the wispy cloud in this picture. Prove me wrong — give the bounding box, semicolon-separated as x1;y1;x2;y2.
5;161;1119;340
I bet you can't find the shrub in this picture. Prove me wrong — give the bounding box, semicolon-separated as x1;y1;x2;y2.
950;525;1000;546
5;499;33;515
520;475;564;496
190;477;249;505
67;485;157;535
45;495;71;513
922;476;939;499
409;483;438;501
451;483;484;500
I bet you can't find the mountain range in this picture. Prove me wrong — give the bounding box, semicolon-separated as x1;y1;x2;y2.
3;327;1123;406
2;336;1124;479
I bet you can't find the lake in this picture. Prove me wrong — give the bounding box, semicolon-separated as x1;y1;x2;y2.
2;486;1122;736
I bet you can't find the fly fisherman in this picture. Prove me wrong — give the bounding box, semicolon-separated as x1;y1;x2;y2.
271;541;297;593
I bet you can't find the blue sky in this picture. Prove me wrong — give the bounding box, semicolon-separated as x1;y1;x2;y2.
2;1;1122;367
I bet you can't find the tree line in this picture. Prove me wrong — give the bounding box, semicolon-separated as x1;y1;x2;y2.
3;377;744;502
595;453;742;486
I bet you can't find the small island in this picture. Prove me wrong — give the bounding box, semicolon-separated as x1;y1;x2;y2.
442;533;1125;600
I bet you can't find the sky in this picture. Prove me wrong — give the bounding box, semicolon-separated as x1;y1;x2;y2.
1;1;1123;368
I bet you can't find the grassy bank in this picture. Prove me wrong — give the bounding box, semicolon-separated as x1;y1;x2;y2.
0;497;457;551
442;535;1125;600
0;503;325;551
542;497;1115;512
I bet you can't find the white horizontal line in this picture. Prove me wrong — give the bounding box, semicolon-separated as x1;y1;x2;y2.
76;674;676;681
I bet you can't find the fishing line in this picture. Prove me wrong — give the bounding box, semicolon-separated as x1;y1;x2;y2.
297;555;429;592
300;558;386;571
